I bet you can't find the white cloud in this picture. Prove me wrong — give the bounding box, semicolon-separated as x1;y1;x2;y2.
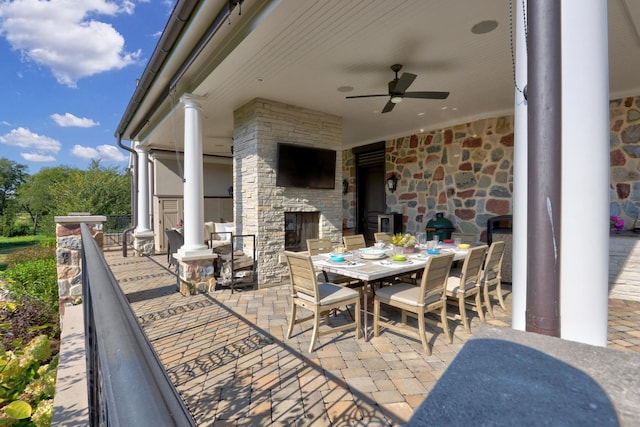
72;144;127;162
0;127;61;152
51;113;99;128
22;152;56;162
0;0;141;87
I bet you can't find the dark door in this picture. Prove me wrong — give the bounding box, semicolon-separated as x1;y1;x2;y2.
357;165;385;244
355;143;386;245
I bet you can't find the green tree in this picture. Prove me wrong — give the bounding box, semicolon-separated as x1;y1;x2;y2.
17;167;75;235
0;158;27;217
49;160;130;216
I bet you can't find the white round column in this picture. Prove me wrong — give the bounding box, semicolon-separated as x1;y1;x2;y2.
178;94;209;257
560;0;609;346
511;0;528;331
134;141;151;233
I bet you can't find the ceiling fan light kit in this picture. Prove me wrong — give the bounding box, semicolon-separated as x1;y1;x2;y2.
346;64;449;113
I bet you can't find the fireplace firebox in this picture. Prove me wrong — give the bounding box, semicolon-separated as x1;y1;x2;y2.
285;212;319;252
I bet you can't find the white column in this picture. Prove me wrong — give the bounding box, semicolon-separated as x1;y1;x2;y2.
560;0;609;346
178;94;209;257
511;0;528;331
134;141;151;233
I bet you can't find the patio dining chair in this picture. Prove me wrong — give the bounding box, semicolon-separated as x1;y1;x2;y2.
445;245;488;334
481;240;507;317
343;234;366;251
284;251;361;352
450;232;477;245
373;232;392;243
307;238;357;285
165;229;184;272
373;252;455;355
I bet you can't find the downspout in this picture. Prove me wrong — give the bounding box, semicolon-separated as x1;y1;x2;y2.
117;134;138;257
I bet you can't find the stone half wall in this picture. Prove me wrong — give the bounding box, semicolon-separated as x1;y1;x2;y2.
55;216;106;307
342;94;640;241
234;98;343;287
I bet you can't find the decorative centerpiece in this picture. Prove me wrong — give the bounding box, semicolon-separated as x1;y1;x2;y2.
390;233;417;254
610;216;624;233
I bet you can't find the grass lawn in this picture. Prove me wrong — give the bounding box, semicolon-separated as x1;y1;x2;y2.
0;235;52;271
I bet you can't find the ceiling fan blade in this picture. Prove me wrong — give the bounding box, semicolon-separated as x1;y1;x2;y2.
403;91;450;100
393;72;417;94
345;94;388;99
381;100;395;113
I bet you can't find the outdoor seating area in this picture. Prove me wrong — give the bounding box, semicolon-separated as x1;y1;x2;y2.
103;248;640;425
305;234;505;352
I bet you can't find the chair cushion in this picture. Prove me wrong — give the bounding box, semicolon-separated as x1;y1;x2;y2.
446;276;478;295
296;283;359;306
376;282;443;307
213;222;234;241
376;282;422;307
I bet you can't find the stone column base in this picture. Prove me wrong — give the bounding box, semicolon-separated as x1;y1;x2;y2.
177;255;217;296
133;231;155;256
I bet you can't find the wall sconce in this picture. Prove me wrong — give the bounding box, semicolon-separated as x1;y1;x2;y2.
387;174;398;193
342;179;349;195
228;186;233;197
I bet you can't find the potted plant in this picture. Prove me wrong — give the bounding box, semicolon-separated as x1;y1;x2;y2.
610;216;624;233
390;233;417;254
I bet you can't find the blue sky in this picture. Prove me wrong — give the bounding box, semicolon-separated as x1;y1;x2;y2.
0;0;175;174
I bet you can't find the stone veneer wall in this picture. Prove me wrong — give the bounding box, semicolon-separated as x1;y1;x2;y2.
609;95;640;227
233;98;343;287
55;216;105;307
342;94;640;240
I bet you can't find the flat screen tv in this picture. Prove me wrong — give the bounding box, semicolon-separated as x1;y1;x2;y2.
276;143;336;189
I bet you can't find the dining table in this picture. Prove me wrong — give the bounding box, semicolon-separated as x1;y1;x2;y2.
312;244;469;341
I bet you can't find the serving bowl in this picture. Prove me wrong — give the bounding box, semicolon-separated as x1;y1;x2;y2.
427;248;440;255
329;253;346;262
457;244;471;249
391;254;407;262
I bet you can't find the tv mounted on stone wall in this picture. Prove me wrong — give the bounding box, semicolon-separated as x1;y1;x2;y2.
276;143;336;189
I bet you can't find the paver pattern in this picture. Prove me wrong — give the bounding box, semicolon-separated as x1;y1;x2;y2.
105;251;640;426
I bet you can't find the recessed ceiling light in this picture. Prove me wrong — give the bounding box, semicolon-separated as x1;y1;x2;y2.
440;106;448;110
337;85;354;93
471;20;498;34
417;112;425;116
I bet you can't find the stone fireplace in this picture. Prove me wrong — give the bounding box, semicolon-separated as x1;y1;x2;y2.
285;212;319;252
233;98;343;287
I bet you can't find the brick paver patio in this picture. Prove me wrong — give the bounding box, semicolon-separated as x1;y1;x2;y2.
104;251;640;426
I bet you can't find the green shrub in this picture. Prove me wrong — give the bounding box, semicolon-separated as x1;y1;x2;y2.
0;335;57;426
2;258;58;311
3;223;30;238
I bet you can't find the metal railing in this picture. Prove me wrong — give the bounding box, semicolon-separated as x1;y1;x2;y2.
81;223;196;426
103;215;132;247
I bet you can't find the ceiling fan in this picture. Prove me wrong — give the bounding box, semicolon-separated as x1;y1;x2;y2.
346;64;449;113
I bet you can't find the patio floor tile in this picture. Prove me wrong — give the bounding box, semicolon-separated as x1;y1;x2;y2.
104;251;640;426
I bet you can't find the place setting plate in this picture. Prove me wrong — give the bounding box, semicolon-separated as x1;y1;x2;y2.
359;248;388;259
